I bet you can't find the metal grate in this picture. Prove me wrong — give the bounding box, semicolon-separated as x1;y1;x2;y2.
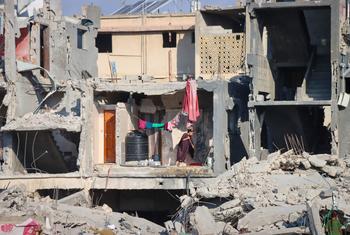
200;33;245;75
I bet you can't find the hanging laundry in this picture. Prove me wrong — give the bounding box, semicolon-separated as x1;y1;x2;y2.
138;119;147;129
138;119;165;130
146;122;153;129
182;80;200;122
152;123;165;128
165;122;174;132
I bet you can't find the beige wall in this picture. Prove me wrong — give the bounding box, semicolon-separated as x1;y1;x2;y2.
100;14;195;32
97;14;196;81
97;32;195;80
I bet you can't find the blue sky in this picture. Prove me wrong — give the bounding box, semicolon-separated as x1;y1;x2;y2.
62;0;235;16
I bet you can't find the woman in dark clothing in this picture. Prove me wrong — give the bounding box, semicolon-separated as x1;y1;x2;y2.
176;127;195;165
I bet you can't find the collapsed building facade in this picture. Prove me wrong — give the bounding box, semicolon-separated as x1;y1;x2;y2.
0;0;238;217
0;0;349;228
197;0;350;163
246;0;347;161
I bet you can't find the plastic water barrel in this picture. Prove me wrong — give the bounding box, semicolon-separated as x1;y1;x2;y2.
125;131;149;162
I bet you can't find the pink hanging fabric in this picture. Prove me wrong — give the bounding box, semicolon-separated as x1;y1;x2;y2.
165;122;174;132
138;119;147;129
182;80;200;122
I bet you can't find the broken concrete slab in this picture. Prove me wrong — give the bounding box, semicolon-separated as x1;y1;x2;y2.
1;113;82;132
217;199;241;211
214;206;243;221
266;172;334;194
237;205;305;232
246;227;310;235
191;206;217;235
58;190;90;207
306;199;325;235
216;221;239;234
309;155;327;168
301;159;311;169
322;165;339;177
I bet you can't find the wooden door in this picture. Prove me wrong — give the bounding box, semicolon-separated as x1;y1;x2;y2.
104;110;116;163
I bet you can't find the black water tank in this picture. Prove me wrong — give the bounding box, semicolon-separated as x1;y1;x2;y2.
125;131;149;162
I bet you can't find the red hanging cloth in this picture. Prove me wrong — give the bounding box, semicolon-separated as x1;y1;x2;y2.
182;80;200;122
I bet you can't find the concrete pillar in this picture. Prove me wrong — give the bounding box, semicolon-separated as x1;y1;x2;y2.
248;107;261;159
213;81;229;174
78;85;94;176
2;132;25;174
4;0;17;83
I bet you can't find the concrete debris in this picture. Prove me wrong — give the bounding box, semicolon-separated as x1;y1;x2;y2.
190;206;217;235
171;151;350;234
215;221;239;235
180;195;197;209
58;190;91;207
309;155;327;168
306;199;325;235
0;186;165;235
1;112;82;132
237;205;305;232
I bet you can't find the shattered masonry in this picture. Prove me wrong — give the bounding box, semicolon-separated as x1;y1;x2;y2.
0;0;349;234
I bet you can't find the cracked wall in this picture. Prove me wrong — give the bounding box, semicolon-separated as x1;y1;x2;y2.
0;0;100;176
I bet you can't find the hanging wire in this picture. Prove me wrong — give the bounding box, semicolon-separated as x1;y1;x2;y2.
30;150;48;172
31;131;39;170
23;132;28;169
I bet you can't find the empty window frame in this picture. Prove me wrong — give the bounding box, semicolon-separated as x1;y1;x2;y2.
96;33;112;53
77;29;87;49
40;25;50;76
162;32;177;48
346;77;350;94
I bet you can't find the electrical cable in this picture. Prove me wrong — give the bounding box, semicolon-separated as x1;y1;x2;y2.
30;150;48;172
23;132;28;169
31;131;39;170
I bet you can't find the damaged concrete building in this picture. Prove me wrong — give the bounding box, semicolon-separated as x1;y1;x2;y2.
0;0;350;231
0;0;101;182
196;0;350;163
0;0;237;221
245;0;349;161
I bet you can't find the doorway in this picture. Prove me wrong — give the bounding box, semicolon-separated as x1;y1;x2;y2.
104;110;116;163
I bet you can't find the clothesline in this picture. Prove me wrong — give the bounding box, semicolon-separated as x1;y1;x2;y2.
127;79;200;132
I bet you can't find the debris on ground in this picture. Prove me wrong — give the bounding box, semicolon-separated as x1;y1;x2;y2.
0;186;165;235
0;151;349;234
167;151;350;234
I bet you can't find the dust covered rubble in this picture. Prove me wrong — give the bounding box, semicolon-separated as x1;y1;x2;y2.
0;185;165;235
165;151;350;234
1;112;82;132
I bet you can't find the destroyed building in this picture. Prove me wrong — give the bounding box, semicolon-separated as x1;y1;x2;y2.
0;0;349;233
197;0;350;162
0;0;100;179
0;0;239;222
246;0;349;161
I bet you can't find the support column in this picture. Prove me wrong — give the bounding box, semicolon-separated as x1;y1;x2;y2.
213;81;229;174
4;0;17;83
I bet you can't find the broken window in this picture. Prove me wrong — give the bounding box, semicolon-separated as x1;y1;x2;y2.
13;130;80;174
346;77;350;94
258;106;331;155
77;29;87;49
40;25;50;76
252;8;331;101
96;33;112;53
162;32;177;48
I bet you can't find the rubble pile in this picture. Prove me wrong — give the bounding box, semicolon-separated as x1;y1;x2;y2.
165;151;350;234
0;186;165;235
1;113;82;132
1;151;350;234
